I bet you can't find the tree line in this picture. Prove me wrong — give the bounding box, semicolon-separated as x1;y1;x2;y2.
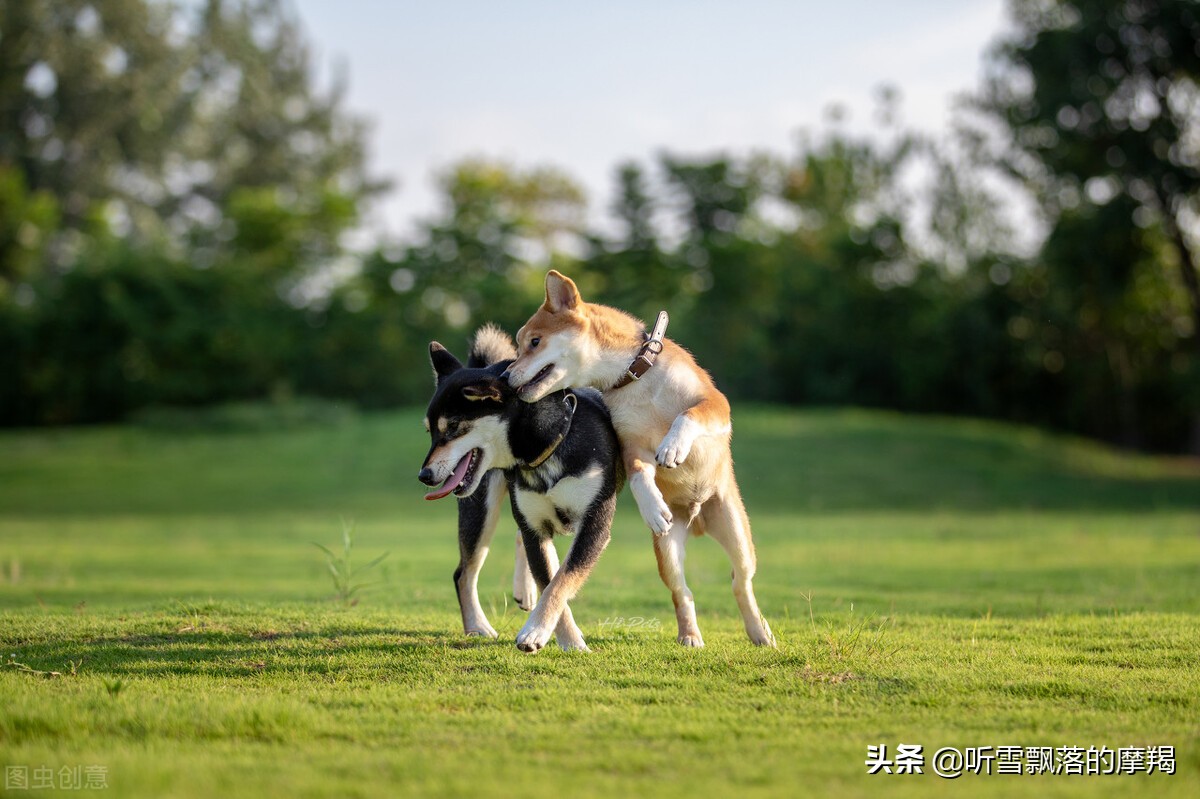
1;0;1197;452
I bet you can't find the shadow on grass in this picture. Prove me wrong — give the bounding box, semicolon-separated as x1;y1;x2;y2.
8;625;473;680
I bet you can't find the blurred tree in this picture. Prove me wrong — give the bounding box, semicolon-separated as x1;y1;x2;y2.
612;161;657;252
768;128;929;406
661;153;767;242
182;0;384;277
656;152;778;393
0;0;190;242
577;161;677;323
1;0;1195;451
0;0;380;276
976;0;1200;448
313;160;590;405
2;240;302;424
0;166;58;296
1019;194;1186;447
1;0;381;424
368;159;587;335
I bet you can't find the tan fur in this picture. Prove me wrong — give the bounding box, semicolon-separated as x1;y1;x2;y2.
581;304;648;351
506;270;775;647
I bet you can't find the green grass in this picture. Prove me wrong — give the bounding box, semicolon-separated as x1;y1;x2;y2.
1;406;1198;798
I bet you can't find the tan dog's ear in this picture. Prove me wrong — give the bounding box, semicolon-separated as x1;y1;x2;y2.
462;381;504;402
543;270;581;313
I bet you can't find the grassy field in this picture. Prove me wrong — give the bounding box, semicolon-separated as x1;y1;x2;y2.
1;405;1198;798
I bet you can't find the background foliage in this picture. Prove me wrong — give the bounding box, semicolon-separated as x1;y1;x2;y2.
1;0;1197;452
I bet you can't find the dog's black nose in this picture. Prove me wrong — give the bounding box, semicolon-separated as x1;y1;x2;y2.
499;369;512;384
418;467;436;485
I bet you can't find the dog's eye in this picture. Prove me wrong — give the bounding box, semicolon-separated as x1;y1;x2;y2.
530;337;541;350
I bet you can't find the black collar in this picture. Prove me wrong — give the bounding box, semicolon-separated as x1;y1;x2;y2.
523;392;578;469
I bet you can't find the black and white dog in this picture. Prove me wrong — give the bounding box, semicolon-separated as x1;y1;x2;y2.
418;325;624;652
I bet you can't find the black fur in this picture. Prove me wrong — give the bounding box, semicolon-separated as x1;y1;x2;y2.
423;333;624;651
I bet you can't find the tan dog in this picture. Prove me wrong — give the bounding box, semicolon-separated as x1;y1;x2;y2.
502;270;775;647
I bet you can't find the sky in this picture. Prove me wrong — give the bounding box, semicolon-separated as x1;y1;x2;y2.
289;0;1011;241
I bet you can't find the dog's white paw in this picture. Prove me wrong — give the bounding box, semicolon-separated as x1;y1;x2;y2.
656;417;698;468
556;635;590;652
514;576;538;612
636;497;673;536
630;471;672;535
750;631;777;647
465;623;498;639
555;622;589;652
655;432;693;469
514;539;538;611
748;620;776;647
516;622;554;653
678;633;705;648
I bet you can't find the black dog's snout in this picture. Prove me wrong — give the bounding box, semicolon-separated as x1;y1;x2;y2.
417;467;436;486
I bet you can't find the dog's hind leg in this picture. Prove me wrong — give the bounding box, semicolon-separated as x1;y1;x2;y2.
512;531;538;611
655;517;704;647
454;471;508;638
702;485;776;647
517;498;615;653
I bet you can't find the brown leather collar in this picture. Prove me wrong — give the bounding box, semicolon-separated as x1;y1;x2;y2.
610;311;669;391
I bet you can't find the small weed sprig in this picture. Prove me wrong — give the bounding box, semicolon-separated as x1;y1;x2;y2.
312;519;389;606
4;653;80;679
801;592;900;663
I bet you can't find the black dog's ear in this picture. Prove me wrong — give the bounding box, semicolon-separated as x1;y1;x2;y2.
430;342;463;381
462;379;504;403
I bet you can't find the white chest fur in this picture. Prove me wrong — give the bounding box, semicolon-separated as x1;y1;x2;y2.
514;465;605;537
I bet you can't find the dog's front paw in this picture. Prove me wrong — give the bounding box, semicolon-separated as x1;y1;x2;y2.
630;470;672;535
636;496;673;536
516;622;554;653
656;418;698;468
655;432;693;469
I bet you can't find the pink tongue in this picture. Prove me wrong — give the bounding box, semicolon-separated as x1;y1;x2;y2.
424;451;474;500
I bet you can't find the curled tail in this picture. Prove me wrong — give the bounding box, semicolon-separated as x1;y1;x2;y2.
468;323;518;368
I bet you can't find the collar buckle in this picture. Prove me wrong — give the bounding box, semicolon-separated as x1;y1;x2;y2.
612;311;669;390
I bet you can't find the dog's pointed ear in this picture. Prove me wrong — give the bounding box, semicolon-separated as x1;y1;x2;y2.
461;379;504;403
429;342;463;382
543;270;581;313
